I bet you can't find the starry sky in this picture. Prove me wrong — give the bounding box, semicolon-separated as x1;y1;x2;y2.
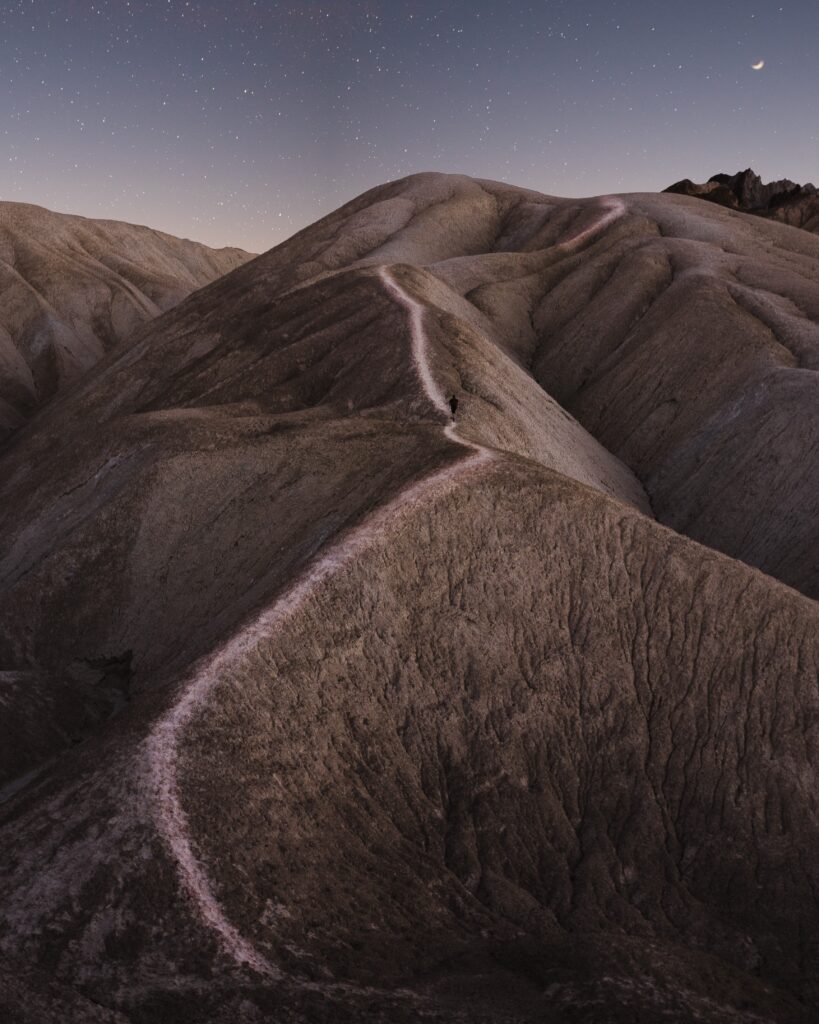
1;0;816;253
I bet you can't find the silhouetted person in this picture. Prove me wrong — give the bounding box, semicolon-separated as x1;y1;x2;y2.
448;395;458;418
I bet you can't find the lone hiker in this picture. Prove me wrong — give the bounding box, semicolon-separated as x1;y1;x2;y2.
448;395;458;419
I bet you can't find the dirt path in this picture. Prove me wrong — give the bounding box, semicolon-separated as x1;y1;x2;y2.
144;266;495;977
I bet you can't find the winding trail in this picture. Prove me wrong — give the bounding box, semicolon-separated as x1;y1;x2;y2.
558;197;627;252
144;265;495;978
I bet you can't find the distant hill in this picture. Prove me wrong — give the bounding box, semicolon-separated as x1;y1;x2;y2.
0;201;254;440
666;167;819;233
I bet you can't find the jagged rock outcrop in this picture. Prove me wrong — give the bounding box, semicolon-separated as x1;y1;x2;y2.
0;202;253;439
709;169;817;210
0;174;817;1023
665;168;819;234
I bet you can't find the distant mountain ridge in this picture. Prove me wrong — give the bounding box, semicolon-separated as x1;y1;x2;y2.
665;168;819;234
0;201;254;440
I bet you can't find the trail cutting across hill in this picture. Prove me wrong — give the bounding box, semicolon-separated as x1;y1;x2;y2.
144;265;495;978
558;197;627;251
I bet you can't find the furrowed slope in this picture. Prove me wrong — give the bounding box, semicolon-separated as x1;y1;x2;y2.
1;452;817;1023
0;259;649;785
114;170;818;594
0;173;817;1023
5;174;817;594
0;201;253;438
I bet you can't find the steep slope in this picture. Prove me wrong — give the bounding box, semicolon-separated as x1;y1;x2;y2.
3;175;818;598
0;173;817;1023
765;194;819;234
0;251;651;710
0;201;253;438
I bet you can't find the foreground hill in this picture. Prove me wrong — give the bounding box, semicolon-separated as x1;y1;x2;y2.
0;174;817;1023
0;201;253;438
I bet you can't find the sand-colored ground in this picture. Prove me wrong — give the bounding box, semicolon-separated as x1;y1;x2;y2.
0;175;817;1022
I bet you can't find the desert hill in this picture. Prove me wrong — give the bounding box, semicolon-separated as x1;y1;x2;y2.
0;174;817;1023
0;201;253;439
666;168;819;234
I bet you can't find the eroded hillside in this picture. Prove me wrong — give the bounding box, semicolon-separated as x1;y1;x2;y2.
0;201;253;438
0;174;817;1023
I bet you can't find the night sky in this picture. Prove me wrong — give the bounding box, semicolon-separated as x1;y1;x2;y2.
1;1;816;253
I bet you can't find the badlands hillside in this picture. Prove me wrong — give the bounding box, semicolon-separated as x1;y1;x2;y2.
0;174;818;1023
0;201;253;439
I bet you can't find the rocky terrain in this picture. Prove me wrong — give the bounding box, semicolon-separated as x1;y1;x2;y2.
666;168;819;234
0;201;253;439
0;174;817;1023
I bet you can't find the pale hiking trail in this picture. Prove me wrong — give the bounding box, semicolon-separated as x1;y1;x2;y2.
558;197;627;252
144;266;495;978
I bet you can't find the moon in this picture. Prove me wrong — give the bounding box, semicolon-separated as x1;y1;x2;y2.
752;59;765;70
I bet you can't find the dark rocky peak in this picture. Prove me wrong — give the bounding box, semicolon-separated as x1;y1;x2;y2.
707;168;817;210
665;168;819;234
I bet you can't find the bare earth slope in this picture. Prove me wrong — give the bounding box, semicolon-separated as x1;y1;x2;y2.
0;201;253;438
0;174;817;1023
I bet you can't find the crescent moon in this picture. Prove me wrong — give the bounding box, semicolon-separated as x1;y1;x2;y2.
752;60;765;70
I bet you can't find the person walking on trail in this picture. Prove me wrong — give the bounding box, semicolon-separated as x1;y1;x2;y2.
448;395;458;419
